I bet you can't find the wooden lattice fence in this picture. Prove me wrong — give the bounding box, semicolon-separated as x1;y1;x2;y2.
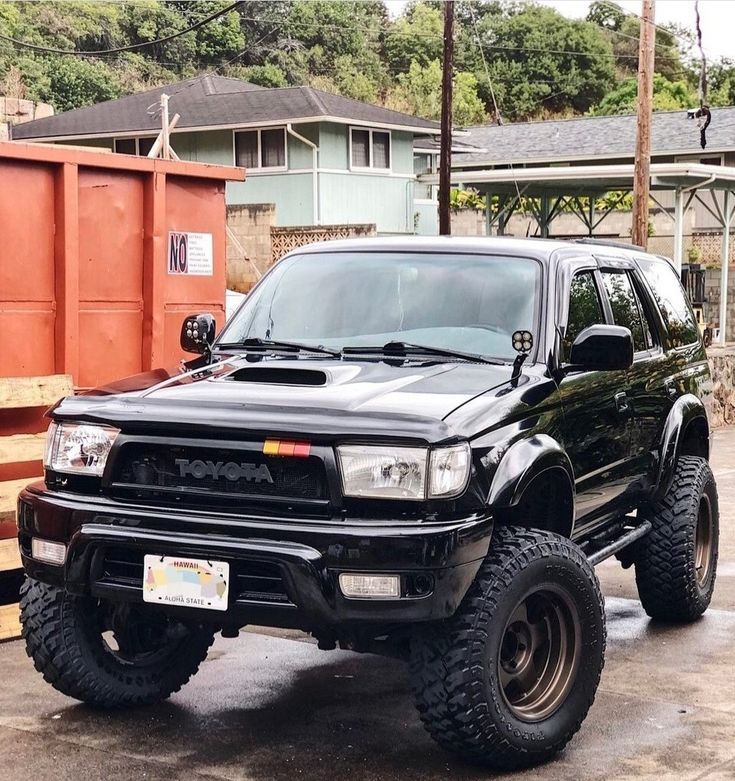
271;224;376;262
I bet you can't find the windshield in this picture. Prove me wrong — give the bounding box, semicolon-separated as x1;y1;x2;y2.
218;251;540;362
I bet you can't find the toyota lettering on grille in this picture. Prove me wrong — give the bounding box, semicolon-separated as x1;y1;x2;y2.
175;458;274;484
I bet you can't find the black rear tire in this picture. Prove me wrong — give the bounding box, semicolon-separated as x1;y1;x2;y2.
410;526;605;770
635;455;719;622
20;577;215;708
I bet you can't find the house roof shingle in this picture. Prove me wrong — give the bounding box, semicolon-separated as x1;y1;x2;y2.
453;106;735;167
12;74;440;140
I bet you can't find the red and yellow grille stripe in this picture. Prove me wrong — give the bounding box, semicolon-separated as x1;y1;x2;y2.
263;439;311;458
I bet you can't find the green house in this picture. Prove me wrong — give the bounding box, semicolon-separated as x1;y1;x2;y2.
13;76;440;235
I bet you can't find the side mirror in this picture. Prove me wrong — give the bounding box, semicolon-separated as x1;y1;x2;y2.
568;324;633;371
180;313;216;354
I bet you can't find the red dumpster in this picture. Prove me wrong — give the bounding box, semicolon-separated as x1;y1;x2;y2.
0;140;245;573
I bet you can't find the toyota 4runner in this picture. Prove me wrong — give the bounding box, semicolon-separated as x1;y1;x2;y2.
18;237;718;770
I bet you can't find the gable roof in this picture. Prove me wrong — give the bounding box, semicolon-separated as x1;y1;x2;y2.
453;106;735;167
12;74;439;141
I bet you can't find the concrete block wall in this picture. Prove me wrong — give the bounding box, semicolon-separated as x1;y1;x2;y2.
226;204;276;293
1;97;53;126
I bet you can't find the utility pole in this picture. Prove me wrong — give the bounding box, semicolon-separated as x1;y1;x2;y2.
438;0;454;236
631;0;656;248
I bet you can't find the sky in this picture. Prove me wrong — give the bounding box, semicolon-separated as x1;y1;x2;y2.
384;0;734;62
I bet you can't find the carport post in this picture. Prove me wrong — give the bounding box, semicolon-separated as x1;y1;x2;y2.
719;190;731;345
673;188;684;273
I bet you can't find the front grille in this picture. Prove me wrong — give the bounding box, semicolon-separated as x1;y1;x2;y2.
110;442;327;507
95;547;292;605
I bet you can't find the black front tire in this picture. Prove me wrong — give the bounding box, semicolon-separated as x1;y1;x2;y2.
20;577;215;708
410;526;605;770
635;455;719;622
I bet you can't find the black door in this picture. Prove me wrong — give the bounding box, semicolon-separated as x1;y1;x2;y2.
556;264;635;535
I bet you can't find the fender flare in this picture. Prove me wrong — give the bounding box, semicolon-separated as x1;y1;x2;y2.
655;393;710;498
487;434;575;510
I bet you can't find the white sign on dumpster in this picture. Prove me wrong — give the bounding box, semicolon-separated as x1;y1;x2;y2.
168;231;213;276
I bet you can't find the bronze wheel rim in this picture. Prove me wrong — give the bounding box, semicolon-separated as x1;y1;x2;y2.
695;494;714;589
498;586;581;723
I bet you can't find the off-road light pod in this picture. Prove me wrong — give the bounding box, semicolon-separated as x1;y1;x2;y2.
339;574;401;599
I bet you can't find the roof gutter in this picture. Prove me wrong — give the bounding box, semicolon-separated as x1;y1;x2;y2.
287;123;319;225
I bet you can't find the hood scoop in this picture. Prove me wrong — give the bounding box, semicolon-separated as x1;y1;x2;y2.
228;367;328;386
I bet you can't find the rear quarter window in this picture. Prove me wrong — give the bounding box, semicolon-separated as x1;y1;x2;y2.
636;258;699;348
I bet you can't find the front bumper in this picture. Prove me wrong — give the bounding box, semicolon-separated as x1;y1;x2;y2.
17;483;493;630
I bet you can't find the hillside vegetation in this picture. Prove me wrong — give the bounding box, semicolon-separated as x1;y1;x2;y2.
1;0;733;123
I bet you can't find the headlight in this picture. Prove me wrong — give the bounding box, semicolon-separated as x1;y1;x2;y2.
44;421;120;476
337;443;471;501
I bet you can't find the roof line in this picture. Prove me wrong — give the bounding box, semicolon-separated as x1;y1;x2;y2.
13;115;440;142
461;104;735;131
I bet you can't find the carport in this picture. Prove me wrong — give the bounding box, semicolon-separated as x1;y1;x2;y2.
420;162;735;344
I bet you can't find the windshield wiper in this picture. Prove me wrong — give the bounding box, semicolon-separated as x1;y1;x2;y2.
216;337;340;356
342;341;503;365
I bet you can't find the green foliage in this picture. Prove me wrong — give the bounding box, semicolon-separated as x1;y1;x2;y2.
384;2;442;75
243;63;287;89
586;1;625;31
591;73;696;115
709;63;735;107
0;0;727;129
35;55;121;112
449;187;487;211
465;5;616;120
386;59;486;126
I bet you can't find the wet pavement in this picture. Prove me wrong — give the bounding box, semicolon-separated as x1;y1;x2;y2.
2;430;735;780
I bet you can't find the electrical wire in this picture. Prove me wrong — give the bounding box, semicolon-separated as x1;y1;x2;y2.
464;0;523;207
0;1;243;56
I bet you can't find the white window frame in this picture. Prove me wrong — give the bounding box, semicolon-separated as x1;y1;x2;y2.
349;126;392;173
233;126;288;172
113;137;156;156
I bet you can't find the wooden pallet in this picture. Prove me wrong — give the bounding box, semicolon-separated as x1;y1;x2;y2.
0;603;21;642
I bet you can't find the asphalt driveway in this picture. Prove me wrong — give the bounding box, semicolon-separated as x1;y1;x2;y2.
1;430;735;781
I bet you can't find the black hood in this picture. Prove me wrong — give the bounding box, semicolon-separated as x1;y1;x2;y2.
52;355;517;444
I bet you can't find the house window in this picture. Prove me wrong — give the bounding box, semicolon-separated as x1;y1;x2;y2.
350;128;391;171
113;137;156;156
235;128;287;170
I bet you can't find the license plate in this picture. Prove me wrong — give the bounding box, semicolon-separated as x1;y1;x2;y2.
143;555;229;611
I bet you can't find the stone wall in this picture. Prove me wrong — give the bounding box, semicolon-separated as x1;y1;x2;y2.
708;347;735;427
226;204;276;293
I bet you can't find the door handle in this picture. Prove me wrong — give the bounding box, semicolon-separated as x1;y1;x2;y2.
664;379;678;399
615;391;630;414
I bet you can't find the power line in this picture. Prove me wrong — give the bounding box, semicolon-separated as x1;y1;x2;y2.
0;1;242;56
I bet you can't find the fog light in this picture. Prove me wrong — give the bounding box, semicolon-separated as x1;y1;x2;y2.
339;573;400;599
31;538;67;566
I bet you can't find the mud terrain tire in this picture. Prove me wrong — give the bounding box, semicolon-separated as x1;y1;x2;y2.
410;526;605;770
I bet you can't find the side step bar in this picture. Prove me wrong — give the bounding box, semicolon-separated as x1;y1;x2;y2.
587;521;652;567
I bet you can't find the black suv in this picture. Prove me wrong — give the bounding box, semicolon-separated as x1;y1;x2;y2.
18;237;718;770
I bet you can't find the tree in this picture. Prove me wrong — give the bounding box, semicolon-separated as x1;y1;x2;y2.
36;56;122;112
586;0;625;31
709;62;735;107
593;14;687;82
386;59;486;126
591;73;696;115
384;2;442;75
472;6;616;120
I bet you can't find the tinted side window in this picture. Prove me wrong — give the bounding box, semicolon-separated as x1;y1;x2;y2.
601;271;652;352
564;271;604;360
636;258;699;347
